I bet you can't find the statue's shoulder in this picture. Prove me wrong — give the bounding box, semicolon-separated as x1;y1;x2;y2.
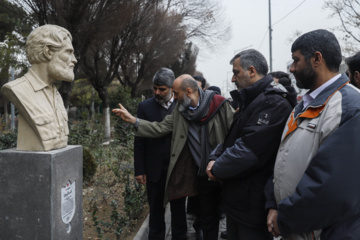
2;75;28;90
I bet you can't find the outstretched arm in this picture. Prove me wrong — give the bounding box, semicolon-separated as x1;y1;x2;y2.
112;103;137;124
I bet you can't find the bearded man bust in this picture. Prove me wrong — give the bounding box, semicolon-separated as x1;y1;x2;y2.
1;24;77;151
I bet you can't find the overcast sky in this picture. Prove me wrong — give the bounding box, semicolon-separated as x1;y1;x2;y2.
196;0;343;98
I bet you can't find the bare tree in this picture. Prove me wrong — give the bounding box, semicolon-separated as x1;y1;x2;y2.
5;0;230;140
170;42;199;77
166;0;232;53
324;0;360;54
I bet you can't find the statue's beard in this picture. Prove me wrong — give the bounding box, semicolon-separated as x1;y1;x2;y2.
48;60;75;82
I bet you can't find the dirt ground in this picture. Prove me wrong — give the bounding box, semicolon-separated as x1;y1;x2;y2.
82;166;149;240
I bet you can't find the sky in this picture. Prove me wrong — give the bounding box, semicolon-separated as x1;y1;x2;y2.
196;0;343;98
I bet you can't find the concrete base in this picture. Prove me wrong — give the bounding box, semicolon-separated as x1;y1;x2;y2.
0;145;83;240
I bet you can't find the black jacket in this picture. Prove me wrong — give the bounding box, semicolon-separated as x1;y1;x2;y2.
134;97;176;183
210;75;296;229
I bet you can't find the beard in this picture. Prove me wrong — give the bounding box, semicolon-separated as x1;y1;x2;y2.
155;91;171;104
48;59;75;82
178;95;192;112
350;76;357;86
294;62;317;89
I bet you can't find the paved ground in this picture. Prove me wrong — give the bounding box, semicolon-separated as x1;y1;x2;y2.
134;203;227;240
134;203;281;240
166;207;227;240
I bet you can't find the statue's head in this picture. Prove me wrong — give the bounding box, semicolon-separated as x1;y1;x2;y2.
26;24;77;82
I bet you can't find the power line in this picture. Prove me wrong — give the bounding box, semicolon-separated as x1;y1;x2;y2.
258;0;306;61
273;0;307;26
258;29;269;50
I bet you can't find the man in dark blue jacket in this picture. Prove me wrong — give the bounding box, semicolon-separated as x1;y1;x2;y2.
134;67;187;240
206;49;296;239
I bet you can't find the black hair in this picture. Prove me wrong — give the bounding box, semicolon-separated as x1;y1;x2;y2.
345;52;360;77
291;29;342;72
193;75;206;89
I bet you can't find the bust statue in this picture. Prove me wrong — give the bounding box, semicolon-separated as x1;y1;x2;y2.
0;24;77;151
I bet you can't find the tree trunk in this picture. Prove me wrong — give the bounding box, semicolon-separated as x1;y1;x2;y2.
90;89;95;119
97;87;110;141
103;107;111;141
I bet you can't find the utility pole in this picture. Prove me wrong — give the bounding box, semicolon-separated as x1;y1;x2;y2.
268;0;273;72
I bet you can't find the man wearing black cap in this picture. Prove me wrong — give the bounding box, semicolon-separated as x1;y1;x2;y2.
134;67;187;240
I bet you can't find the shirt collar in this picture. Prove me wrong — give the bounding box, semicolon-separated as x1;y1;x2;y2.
188;99;199;111
158;94;174;109
25;68;51;91
302;74;341;109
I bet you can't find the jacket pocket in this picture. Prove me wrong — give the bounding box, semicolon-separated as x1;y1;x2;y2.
32;113;57;140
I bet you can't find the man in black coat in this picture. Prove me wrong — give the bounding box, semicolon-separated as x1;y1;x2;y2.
134;68;187;240
206;49;296;239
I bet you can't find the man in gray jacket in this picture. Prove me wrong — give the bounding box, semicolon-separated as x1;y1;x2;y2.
266;29;360;240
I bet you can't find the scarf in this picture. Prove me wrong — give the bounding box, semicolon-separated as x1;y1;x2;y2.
181;89;227;176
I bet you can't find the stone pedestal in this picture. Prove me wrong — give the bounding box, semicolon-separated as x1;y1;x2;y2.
0;145;83;240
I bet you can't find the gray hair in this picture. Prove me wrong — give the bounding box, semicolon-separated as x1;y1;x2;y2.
152;67;175;87
26;24;73;64
230;49;268;76
181;76;199;92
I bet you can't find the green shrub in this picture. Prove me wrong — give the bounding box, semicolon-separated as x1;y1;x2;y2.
0;131;17;150
109;85;141;147
68;119;103;184
82;147;97;184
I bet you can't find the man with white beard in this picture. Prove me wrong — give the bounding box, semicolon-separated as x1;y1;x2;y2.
113;74;234;239
1;24;77;151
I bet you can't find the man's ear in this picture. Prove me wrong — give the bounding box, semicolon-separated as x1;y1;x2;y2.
186;87;192;96
43;46;53;61
354;71;360;84
313;51;323;66
248;66;256;77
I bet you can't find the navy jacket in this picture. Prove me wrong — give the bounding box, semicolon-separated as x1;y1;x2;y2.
210;75;296;229
134;97;176;183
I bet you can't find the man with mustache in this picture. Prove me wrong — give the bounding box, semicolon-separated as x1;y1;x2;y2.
266;29;360;239
113;74;234;239
205;49;296;240
1;24;77;151
134;68;187;240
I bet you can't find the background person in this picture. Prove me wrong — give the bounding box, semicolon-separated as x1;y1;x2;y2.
134;67;187;240
268;71;298;106
193;75;206;90
345;51;360;89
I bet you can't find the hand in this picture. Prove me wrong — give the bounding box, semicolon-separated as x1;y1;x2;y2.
135;174;146;184
206;161;217;181
112;103;137;124
267;209;281;237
